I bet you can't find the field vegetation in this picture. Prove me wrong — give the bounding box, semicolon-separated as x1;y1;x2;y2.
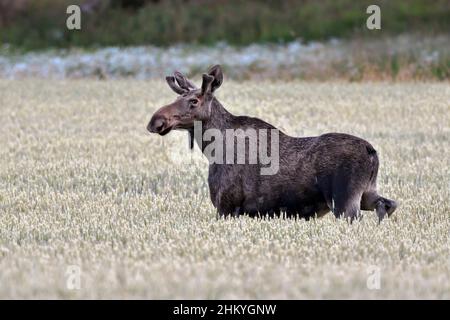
0;79;448;298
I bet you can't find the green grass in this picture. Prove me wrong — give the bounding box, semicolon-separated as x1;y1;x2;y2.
1;0;449;50
0;79;449;298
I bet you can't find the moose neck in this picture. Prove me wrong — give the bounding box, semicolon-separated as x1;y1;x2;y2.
192;97;235;152
203;98;234;131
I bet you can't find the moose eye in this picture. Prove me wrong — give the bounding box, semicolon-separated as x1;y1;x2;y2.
189;99;199;107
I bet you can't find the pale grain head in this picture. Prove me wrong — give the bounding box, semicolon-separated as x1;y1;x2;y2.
0;80;448;298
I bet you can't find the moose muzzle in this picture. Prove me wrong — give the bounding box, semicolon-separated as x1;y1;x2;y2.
147;114;169;135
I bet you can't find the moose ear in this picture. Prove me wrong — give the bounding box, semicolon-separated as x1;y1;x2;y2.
207;65;223;92
166;75;186;95
174;71;197;91
201;73;215;96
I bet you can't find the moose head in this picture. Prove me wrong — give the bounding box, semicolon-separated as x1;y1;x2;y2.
147;65;223;138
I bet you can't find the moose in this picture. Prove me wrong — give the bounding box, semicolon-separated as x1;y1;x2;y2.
147;65;397;222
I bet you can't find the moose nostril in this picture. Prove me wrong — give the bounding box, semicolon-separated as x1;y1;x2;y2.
155;119;165;131
148;117;166;133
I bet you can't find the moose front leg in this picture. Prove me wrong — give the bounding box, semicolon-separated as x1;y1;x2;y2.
216;206;240;218
214;183;245;218
214;191;237;218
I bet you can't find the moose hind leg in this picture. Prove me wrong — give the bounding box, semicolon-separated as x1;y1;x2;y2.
332;195;362;222
328;181;362;221
361;191;398;222
327;171;364;222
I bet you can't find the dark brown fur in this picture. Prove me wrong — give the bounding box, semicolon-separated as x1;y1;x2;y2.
148;65;397;222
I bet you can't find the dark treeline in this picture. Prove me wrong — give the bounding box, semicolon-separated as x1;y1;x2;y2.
0;0;449;50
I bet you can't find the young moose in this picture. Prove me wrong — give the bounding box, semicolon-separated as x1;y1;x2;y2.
147;65;397;222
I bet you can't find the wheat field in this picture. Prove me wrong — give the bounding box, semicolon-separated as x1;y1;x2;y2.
0;79;449;299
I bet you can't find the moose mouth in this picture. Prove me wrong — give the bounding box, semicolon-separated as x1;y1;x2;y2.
158;126;173;136
159;123;194;135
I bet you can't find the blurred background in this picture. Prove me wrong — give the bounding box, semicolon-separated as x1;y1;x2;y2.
0;0;449;80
